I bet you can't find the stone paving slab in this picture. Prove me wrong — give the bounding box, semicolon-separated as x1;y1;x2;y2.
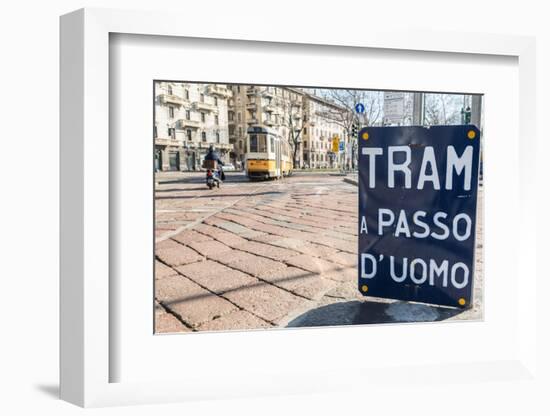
196;310;271;332
155;239;204;266
231;257;288;277
156;274;237;327
250;235;337;259
194;223;250;247
155;302;190;333
324;280;365;301
176;260;259;295
187;239;233;257
285;254;342;275
232;240;299;261
223;281;308;323
205;249;287;277
257;266;337;301
321;266;357;283
155;260;178;280
206;248;251;265
172;229;213;245
329;251;357;267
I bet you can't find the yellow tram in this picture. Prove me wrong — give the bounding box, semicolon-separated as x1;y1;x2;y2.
245;125;293;180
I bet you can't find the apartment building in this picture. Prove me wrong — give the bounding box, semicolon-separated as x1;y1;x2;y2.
228;85;350;169
154;82;233;171
302;95;348;169
228;85;303;166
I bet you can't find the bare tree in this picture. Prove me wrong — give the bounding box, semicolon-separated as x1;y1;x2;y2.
280;96;305;169
316;89;383;169
423;94;463;126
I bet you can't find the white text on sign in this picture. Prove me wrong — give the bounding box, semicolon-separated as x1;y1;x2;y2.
361;145;473;191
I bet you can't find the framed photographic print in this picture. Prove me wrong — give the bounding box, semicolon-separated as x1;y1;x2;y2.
60;7;539;408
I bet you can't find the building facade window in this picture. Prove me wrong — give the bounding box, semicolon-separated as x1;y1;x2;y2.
187;129;192;141
200;93;205;103
185;89;189;100
214;97;218;106
201;131;207;142
215;115;219;125
167;85;173;95
201;112;206;122
169;106;175;119
216;132;220;143
186;110;191;120
168;127;175;139
237;112;241;122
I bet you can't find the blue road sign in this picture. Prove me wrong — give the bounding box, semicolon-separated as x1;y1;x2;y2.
357;126;481;308
339;141;345;152
355;103;365;114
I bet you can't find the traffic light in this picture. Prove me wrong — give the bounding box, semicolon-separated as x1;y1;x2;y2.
351;122;358;138
464;106;471;124
462;106;472;124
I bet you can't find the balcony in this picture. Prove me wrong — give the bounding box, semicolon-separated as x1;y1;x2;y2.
247;118;259;125
262;88;274;98
159;94;186;106
178;119;201;129
207;85;232;98
246;102;257;110
246;87;257;95
193;101;216;112
155;137;173;147
264;104;277;113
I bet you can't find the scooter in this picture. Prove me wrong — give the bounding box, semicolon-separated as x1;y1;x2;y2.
206;168;221;189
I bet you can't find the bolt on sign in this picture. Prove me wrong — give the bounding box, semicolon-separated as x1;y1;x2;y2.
357;126;481;308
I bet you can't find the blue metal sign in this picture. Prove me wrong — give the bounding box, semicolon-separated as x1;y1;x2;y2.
355;103;365;114
339;141;345;152
357;126;481;308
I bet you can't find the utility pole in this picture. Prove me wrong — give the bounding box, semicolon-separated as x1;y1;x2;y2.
470;95;482;128
412;92;424;126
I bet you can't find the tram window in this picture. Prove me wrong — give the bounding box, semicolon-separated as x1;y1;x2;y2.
270;137;275;153
249;134;258;152
258;134;267;152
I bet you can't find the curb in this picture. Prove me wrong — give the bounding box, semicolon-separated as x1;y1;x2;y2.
343;177;358;186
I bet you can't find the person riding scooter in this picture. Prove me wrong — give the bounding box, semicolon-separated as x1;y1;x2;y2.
204;144;225;180
204;145;225;189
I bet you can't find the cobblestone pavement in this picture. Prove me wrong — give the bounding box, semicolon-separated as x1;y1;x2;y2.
154;172;483;333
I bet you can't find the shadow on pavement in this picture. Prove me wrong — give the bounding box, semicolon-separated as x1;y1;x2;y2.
286;300;464;328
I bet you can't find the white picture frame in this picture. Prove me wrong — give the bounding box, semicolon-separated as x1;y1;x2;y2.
60;7;539;408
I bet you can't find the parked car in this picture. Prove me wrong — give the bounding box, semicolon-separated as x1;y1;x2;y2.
223;163;236;172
